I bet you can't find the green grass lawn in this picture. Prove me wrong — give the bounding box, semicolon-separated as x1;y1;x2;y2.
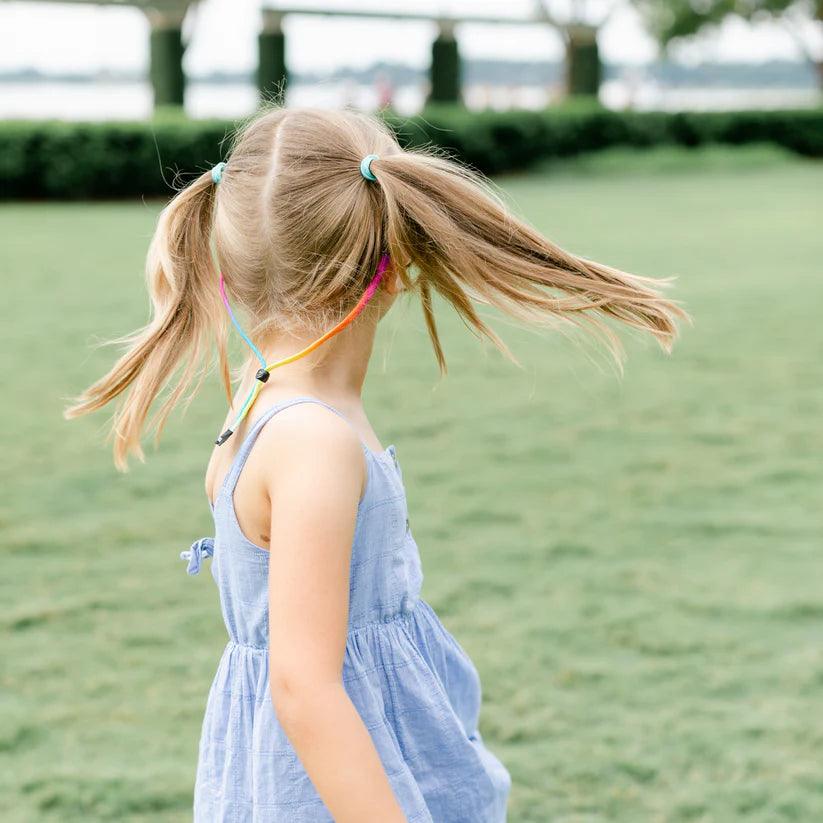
1;147;822;822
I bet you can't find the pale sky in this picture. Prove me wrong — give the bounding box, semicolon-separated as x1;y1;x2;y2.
1;0;820;75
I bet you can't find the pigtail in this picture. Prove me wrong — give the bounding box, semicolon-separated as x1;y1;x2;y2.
65;171;229;469
373;152;687;371
65;108;686;469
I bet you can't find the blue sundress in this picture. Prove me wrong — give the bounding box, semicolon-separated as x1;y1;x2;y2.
182;396;511;821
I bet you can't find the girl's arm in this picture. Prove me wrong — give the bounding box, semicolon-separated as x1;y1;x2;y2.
260;406;407;823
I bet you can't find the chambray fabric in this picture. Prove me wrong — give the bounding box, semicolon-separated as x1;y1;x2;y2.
183;397;511;822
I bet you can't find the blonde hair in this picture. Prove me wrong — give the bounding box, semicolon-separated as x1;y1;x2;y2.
66;107;686;468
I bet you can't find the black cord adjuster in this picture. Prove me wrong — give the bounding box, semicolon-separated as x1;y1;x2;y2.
255;368;270;383
215;429;234;446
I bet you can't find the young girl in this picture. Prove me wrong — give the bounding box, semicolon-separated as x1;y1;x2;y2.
67;108;684;822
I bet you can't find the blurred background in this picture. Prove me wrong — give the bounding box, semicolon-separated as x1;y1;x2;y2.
1;2;822;822
2;0;823;117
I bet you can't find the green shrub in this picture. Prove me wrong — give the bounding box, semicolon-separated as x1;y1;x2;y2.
0;117;233;199
1;106;821;199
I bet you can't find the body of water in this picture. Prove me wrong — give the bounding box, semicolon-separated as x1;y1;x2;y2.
0;80;818;120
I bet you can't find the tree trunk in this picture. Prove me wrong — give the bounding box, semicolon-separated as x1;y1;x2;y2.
148;13;186;109
565;24;602;98
259;12;288;106
817;2;823;91
429;23;461;104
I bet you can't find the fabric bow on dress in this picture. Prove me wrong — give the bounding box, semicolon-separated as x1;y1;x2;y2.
180;537;214;575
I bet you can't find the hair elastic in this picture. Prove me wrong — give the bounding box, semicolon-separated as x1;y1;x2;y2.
214;253;391;446
211;162;226;185
360;154;379;181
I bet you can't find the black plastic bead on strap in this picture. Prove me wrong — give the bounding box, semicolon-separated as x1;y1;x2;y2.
215;429;234;446
215;369;270;446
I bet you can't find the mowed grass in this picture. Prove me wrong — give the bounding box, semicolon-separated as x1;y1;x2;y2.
1;147;821;822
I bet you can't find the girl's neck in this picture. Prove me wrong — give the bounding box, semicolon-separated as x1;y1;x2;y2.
248;313;378;406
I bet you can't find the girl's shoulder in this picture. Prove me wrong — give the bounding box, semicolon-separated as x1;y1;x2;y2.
242;399;369;504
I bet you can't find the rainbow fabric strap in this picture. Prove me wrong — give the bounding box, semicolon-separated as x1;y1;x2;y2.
215;253;391;446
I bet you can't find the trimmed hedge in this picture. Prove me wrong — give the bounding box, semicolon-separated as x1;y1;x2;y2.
390;105;823;175
0;116;233;200
1;105;821;199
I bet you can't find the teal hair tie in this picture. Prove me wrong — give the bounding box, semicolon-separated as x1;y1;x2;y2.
211;162;226;185
360;154;379;182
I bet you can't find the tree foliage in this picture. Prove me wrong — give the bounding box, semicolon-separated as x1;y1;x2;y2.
635;0;822;44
